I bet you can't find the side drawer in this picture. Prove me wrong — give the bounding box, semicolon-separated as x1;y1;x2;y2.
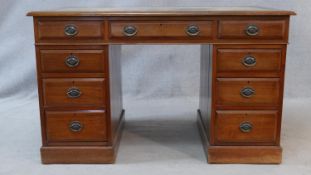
36;19;105;43
216;78;280;107
110;21;213;40
218;20;287;40
40;49;107;73
214;110;278;145
216;48;282;74
45;110;108;143
42;78;107;107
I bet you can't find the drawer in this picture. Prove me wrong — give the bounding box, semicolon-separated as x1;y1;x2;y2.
214;110;278;145
216;78;280;107
46;110;108;143
218;20;287;40
110;21;213;40
40;50;106;73
42;78;107;107
36;20;105;42
216;48;282;73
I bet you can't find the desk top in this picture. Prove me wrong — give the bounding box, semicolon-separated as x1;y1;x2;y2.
27;7;296;17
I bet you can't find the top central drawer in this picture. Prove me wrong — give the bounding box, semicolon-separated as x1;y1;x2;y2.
109;21;214;41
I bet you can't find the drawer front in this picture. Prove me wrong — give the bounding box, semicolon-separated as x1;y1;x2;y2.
43;78;107;107
216;78;280;106
37;20;105;42
214;110;278;145
110;21;213;40
218;20;286;40
40;50;106;73
46;110;108;143
216;48;282;73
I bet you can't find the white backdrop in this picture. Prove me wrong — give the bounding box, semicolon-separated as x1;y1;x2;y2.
1;1;311;175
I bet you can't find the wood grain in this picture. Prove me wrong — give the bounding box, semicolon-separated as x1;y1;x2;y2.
37;19;105;43
32;16;291;44
40;49;107;73
41;110;124;164
42;78;107;107
208;146;282;164
27;7;296;17
45;110;108;143
41;146;115;164
216;48;282;74
216;78;280;107
218;20;287;40
110;21;213;40
28;8;294;164
214;110;278;145
198;111;281;164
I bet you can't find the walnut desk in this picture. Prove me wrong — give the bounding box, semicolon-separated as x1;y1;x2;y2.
27;7;296;164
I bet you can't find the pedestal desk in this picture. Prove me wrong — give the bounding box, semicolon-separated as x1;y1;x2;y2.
27;7;296;164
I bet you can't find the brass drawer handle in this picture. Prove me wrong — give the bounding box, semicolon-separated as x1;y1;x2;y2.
69;121;83;132
240;87;255;98
67;87;81;98
186;25;200;36
242;56;256;67
245;24;259;36
123;25;137;37
65;55;80;67
64;24;78;37
240;122;253;133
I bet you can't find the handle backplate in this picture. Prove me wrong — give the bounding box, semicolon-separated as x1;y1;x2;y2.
242;56;256;67
240;87;255;98
69;121;83;132
67;87;81;98
245;24;259;36
240;122;253;133
123;25;137;37
186;25;200;36
64;24;78;37
65;55;80;67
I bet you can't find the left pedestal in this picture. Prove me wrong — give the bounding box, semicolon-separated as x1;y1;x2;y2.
31;16;124;164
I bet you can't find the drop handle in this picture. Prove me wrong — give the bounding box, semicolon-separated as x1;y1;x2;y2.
240;87;255;98
186;25;200;36
67;87;81;98
240;122;253;133
64;24;78;37
69;121;83;132
65;55;80;67
245;24;259;36
123;25;137;37
242;56;256;67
